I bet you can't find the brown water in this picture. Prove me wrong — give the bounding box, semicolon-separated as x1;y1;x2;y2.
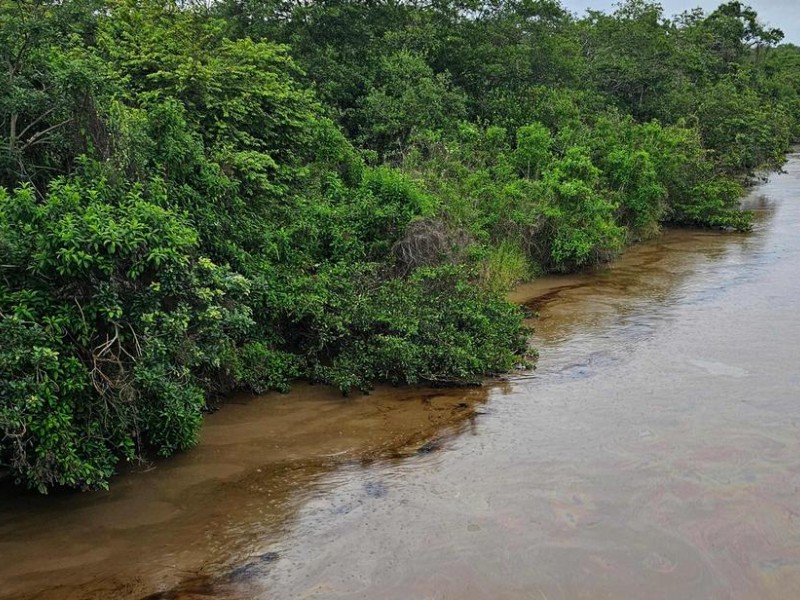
2;155;800;600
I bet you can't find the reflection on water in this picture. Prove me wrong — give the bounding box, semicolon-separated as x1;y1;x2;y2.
1;155;800;599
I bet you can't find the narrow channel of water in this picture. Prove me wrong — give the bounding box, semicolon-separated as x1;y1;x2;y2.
1;155;799;599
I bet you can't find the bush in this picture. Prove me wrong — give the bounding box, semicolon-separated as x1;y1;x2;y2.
0;178;259;490
310;266;531;392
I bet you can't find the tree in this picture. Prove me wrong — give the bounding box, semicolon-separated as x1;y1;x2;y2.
354;50;467;157
0;0;109;190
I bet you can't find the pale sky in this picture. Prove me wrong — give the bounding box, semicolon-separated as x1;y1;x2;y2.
560;0;800;44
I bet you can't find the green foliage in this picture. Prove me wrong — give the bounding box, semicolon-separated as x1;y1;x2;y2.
480;239;532;293
580;0;675;121
513;124;553;179
310;266;530;392
673;178;752;230
604;149;666;236
0;316;116;492
354;51;467;156
0;0;110;188
539;147;625;271
0;178;259;490
350;166;437;259
696;77;792;173
2;0;798;492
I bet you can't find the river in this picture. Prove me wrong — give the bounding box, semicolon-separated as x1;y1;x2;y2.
2;153;800;599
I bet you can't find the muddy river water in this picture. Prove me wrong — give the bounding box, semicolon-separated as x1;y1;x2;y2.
3;154;800;599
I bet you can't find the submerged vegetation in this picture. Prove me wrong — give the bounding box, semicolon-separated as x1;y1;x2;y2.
1;0;798;491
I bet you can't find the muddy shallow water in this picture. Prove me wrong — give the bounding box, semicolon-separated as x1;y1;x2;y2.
2;155;800;599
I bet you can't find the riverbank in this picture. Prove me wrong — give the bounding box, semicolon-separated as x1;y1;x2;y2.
2;153;796;599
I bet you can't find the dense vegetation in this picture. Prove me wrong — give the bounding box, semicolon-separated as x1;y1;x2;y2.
1;0;798;492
